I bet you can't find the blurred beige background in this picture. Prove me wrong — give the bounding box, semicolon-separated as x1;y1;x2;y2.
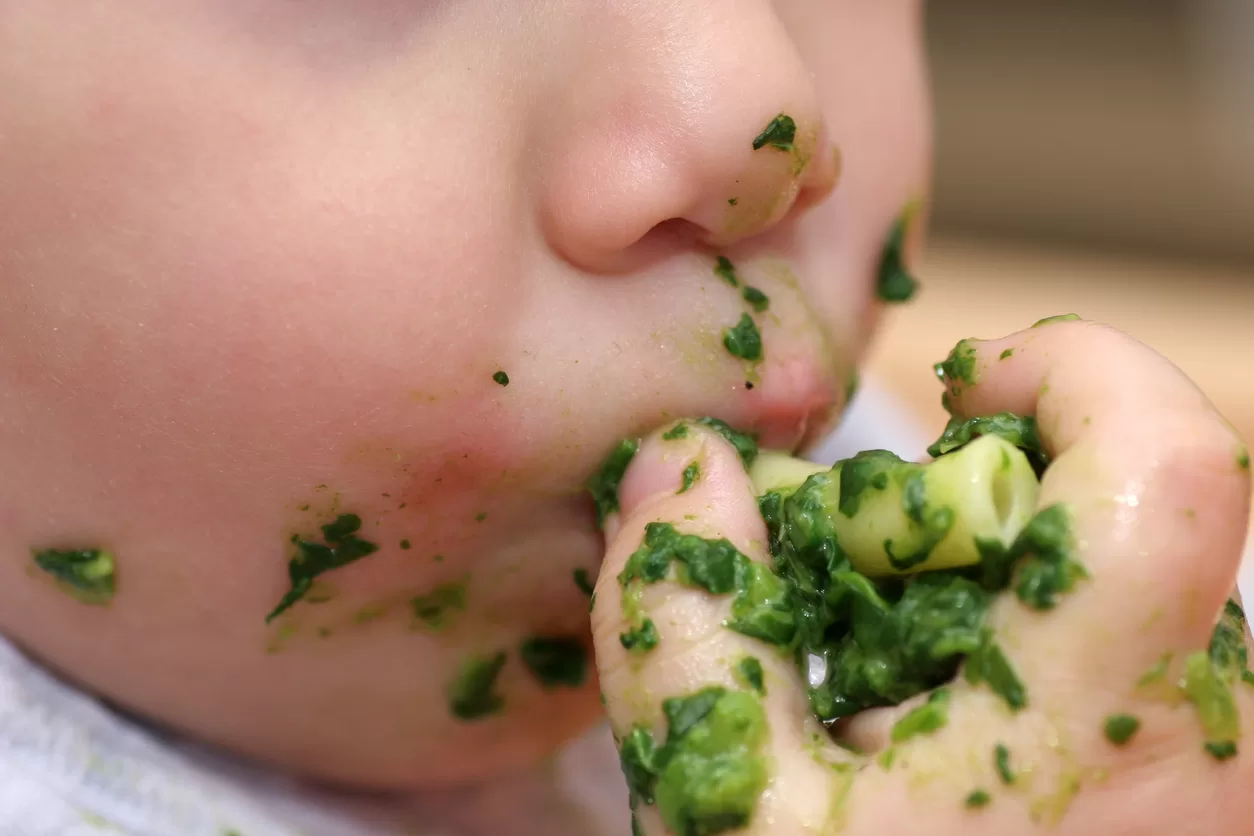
867;2;1253;536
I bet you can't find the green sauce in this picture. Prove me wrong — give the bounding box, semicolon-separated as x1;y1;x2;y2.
492;371;509;386
735;657;765;695
266;514;379;623
965;790;992;809
935;339;979;389
890;688;951;743
875;210;919;303
1103;714;1141;746
449;652;508;720
618;686;769;835
587;438;640;528
662;423;689;440
617;522;796;653
741;286;770;313
693;417;759;468
994;743;1015;785
411;580;468;631
1032;314;1080;328
723;313;763;363
32;548;116;605
520;636;587;689
679;461;701;494
751;114;796;152
927;411;1049;477
714;256;739;287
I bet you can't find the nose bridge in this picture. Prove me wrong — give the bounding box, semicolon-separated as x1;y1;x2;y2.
534;0;834;273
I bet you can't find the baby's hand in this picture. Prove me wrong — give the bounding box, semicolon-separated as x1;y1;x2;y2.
592;320;1252;835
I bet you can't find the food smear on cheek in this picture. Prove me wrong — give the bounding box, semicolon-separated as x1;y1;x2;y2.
265;513;380;623
875;207;921;304
410;578;469;631
449;651;509;721
31;547;117;605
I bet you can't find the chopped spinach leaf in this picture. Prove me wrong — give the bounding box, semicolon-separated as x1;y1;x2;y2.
927;411;1050;477
573;568;596;597
679;461;701;494
735;657;766;695
741;286;770;312
266;514;379;623
587;438;640;528
520;636;587;689
723;313;763;363
1104;714;1141;746
492;371;509;386
751;114;796;152
890;688;951;743
714;256;739;287
449;652;508;720
994;744;1015;785
875;211;919;303
693;417;759;468
32;548;116;604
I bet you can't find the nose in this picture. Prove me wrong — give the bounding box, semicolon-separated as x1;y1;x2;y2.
533;0;839;274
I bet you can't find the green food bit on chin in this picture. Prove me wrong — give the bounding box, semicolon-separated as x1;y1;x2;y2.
875;210;919;303
587;438;640;528
693;417;759;468
621;619;660;653
727;197;738;206
735;657;765;695
890;688;951;743
410;580;468;631
266;514;380;623
714;256;739;287
1206;741;1238;761
1032;314;1081;328
679;461;701;494
741;286;770;312
999;348;1014;360
617;522;795;652
927;411;1050;477
965;790;992;810
449;651;508;720
573;568;596;597
1238;446;1250;471
492;371;509;386
935;339;979;389
617;687;769;835
994;744;1015;785
751;114;796;152
1104;714;1141;746
32;548;116;605
662;423;689;440
722;313;763;363
520;636;587;689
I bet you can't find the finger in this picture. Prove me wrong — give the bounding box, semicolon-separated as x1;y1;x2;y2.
591;423;854;836
941;319;1251;696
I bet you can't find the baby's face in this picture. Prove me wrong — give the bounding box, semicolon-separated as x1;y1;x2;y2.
0;1;928;788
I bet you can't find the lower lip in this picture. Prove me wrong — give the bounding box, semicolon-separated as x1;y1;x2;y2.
746;353;839;452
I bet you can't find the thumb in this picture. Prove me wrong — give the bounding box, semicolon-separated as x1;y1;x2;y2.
591;422;853;836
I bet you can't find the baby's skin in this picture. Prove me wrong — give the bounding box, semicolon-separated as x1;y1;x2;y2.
2;2;1253;834
596;320;1253;835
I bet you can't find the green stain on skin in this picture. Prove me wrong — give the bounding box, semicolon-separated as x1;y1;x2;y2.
994;744;1015;785
1104;714;1141;746
751;114;797;152
587;438;640;528
519;636;587;689
741;286;770;313
32;548;116;605
890;688;951;743
492;371;509;386
449;652;508;720
411;579;468;631
728;197;739;206
573;568;596;597
617;687;769;835
875;209;920;303
965;790;991;810
399;539;411;550
714;256;740;287
999;348;1014;360
723;313;763;363
693;417;759;468
663;423;689;440
735;657;766;695
1238;446;1250;471
266;514;380;623
1032;314;1081;328
679;461;701;494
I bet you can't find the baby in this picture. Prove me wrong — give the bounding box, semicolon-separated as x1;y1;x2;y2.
0;2;1250;834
